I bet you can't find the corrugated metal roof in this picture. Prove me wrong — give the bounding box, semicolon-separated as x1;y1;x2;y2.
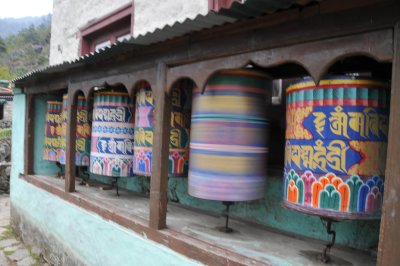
13;0;317;85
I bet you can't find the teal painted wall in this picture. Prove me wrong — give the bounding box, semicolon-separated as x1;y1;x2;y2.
91;173;380;252
11;93;201;266
33;94;62;175
12;91;380;260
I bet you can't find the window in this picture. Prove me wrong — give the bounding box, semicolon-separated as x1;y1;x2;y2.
208;0;241;11
80;4;133;55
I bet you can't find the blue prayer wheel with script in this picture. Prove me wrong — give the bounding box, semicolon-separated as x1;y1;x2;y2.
132;80;194;177
169;79;193;177
43;101;63;162
59;94;91;166
133;82;154;176
188;69;272;202
90;91;135;177
283;76;389;219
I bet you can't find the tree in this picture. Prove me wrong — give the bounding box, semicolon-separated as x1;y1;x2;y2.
0;66;13;80
0;37;5;53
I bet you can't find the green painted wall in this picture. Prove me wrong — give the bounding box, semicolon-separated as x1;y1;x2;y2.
33;94;62;175
14;92;380;260
11;93;202;266
91;174;380;252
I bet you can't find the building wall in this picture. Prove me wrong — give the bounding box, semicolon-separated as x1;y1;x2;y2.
133;0;208;37
10;92;202;266
50;0;133;65
49;0;209;65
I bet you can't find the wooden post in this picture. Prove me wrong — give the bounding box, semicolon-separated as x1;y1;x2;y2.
149;63;171;230
65;89;77;193
378;22;400;266
24;93;34;175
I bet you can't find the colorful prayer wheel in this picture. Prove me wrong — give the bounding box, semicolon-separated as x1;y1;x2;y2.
59;94;91;166
188;69;272;202
169;79;193;177
133;80;194;177
90;91;135;177
43;101;63;162
283;76;389;219
133;82;154;176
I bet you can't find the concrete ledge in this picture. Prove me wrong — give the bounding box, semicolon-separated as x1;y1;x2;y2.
11;204;85;266
18;174;268;266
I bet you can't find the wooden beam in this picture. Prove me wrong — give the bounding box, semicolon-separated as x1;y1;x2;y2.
24;93;34;175
377;22;400;266
65;90;77;192
149;63;171;230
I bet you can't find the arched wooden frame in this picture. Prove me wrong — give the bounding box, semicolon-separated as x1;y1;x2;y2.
166;30;392;93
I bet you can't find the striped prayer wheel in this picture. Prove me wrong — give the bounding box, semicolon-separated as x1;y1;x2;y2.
133;82;154;176
59;94;91;166
169;79;193;177
133;80;194;177
43;101;63;162
283;76;389;219
188;69;272;202
90;91;135;177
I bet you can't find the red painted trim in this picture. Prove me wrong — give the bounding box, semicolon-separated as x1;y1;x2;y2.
80;4;133;56
81;4;133;37
208;0;239;11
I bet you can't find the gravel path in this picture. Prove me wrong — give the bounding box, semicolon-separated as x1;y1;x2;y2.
0;194;48;266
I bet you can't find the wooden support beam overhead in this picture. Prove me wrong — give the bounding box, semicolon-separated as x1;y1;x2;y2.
378;22;400;266
149;63;171;230
65;90;77;193
24;93;34;175
295;0;313;6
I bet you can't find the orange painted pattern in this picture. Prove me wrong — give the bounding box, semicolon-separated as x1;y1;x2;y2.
288;180;299;203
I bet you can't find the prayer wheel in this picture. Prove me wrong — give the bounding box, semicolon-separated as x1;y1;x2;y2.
133;80;194;177
188;69;272;201
133;82;154;176
283;76;389;219
169;79;193;177
90;91;135;177
59;94;91;166
43;101;63;162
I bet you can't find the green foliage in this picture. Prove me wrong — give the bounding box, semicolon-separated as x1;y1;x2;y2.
0;66;13;80
0;22;50;80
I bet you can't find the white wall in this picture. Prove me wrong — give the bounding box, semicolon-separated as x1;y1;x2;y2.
49;0;133;65
49;0;209;65
133;0;208;37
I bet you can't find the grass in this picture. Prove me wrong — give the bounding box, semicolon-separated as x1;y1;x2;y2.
28;246;45;266
0;225;15;240
3;250;14;256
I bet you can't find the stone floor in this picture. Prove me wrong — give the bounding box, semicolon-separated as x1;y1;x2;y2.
0;194;48;266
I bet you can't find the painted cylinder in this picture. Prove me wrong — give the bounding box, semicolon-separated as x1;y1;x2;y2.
283;76;389;219
188;69;272;202
59;95;91;166
133;82;154;176
169;79;193;177
90;91;135;177
43;101;63;162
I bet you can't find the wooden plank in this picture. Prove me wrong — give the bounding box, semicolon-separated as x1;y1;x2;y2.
377;23;400;266
21;174;268;266
65;90;77;193
149;63;171;230
24;93;34;175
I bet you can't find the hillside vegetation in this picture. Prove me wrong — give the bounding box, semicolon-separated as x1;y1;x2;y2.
0;20;51;80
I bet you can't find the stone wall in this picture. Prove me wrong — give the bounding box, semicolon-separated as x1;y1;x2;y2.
49;0;209;65
0;119;11;193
